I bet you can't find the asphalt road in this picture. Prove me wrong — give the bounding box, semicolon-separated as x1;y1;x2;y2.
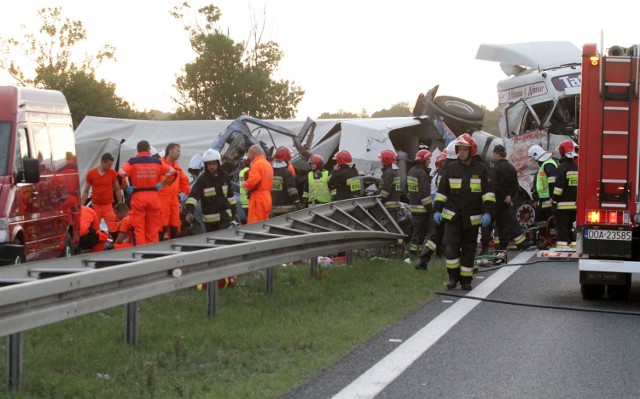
285;251;640;399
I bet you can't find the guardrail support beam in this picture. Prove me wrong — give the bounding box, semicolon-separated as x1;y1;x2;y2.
207;283;217;318
7;332;23;390
125;302;138;345
266;267;275;295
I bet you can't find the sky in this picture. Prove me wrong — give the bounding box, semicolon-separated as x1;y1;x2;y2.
0;0;637;119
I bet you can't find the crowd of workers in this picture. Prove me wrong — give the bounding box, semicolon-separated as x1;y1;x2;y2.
79;135;578;291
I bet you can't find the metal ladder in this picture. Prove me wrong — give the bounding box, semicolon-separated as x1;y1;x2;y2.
599;52;638;208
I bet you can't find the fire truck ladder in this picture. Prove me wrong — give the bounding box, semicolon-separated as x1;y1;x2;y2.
599;53;638;208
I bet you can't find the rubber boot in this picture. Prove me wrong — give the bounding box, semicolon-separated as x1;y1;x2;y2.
460;275;473;290
446;268;460;290
414;246;433;270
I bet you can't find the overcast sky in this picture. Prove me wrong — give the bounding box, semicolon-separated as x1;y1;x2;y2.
0;0;636;119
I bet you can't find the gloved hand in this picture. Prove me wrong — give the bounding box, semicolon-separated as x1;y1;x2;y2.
156;183;163;191
433;211;442;225
125;185;136;195
481;213;491;228
185;213;194;224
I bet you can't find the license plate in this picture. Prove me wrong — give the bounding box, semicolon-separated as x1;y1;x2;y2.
585;229;632;241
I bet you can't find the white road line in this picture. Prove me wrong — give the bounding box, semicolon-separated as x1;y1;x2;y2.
332;251;531;399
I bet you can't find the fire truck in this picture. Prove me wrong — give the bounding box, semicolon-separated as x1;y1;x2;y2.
576;42;640;300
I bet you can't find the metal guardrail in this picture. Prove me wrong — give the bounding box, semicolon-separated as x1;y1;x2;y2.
0;196;405;389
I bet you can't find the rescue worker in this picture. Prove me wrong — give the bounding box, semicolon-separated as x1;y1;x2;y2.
378;149;402;220
79;205;110;252
238;155;251;223
111;202;133;249
328;150;361;201
187;154;204;183
552;140;579;249
243;145;274;223
159;143;190;240
185;149;238;232
273;145;296;178
303;154;331;207
406;149;433;258
414;148;453;270
271;146;302;216
119;140;175;246
81;152;123;238
486;145;534;252
434;134;495;290
528;144;557;240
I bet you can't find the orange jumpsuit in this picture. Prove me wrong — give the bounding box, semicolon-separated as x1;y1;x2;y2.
114;215;134;249
80;206;109;252
243;154;273;224
159;156;190;238
119;152;174;245
86;167;120;233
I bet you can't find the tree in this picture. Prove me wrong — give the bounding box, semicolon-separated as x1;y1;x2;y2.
318;109;369;119
171;3;304;120
370;102;412;118
480;105;500;136
0;7;144;127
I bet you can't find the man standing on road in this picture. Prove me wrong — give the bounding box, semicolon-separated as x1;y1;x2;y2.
119;140;175;245
243;145;273;223
406;149;433;258
81;152;123;239
528;144;557;243
552;140;579;249
434;134;495;290
159;143;190;240
329;150;361;201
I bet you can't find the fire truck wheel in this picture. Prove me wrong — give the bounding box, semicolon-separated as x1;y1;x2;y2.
607;284;630;301
581;283;605;300
12;238;25;264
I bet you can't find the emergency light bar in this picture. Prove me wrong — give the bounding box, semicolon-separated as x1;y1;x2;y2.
586;209;630;225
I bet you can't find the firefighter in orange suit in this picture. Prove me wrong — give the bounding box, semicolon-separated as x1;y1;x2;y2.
79;205;110;252
159;143;190;240
119;140;175;245
243;145;273;224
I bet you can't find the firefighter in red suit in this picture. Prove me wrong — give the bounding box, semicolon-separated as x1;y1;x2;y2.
119;140;174;245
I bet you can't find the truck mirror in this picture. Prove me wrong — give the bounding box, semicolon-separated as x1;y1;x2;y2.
23;158;40;183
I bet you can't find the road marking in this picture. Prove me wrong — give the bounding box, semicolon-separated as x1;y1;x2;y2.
332;251;531;399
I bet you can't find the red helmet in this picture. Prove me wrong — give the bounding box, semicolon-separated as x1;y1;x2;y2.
454;133;478;156
415;149;432;163
334;150;352;165
557;140;578;158
378;149;397;166
274;146;292;162
309;154;324;168
435;150;447;169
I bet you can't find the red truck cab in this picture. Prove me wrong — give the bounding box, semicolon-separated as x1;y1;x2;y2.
0;86;80;264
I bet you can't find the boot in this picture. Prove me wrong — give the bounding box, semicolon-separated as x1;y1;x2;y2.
517;240;536;251
460;276;473;291
446;268;460;290
414;246;433;270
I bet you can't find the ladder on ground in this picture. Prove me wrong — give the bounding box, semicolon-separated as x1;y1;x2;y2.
598;51;639;208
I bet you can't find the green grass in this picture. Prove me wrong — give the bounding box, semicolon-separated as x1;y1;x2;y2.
1;255;447;399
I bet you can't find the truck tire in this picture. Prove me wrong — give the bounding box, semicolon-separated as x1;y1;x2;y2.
607;284;630;301
581;283;605;300
12;239;25;264
425;95;485;134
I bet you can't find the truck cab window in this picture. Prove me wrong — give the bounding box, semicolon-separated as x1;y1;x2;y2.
0;122;11;176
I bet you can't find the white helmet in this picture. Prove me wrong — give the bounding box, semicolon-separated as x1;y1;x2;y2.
528;145;551;162
202;149;221;163
446;140;458;159
149;146;158;156
189;153;204;170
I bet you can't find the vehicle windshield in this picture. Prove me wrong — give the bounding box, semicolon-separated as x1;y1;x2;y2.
0;122;11;176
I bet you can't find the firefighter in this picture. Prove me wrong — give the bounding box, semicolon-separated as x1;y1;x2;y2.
159;143;190;240
378;149;402;220
414;149;454;270
302;154;331;207
119;140;175;246
271;146;302;216
552;140;579;249
79;205;110;252
185;149;238;232
528;144;557;241
238;155;251;223
81;152;123;238
487;145;534;252
434;134;495;290
243;145;274;223
406;149;433;257
328;150;361;201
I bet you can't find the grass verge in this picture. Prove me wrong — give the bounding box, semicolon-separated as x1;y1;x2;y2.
1;255;447;398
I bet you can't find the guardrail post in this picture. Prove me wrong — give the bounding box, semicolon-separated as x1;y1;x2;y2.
310;256;318;277
207;282;217;317
125;302;137;345
346;249;353;265
266;267;275;295
7;332;23;390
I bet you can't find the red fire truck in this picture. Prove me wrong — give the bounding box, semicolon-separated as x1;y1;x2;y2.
576;43;640;300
